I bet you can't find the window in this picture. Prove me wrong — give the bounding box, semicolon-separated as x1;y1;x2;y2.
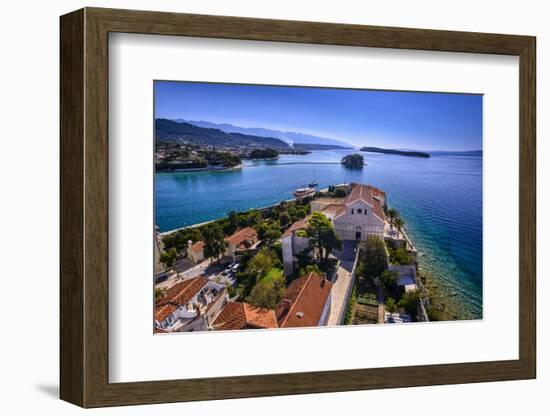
357;208;362;214
351;208;354;214
364;209;368;215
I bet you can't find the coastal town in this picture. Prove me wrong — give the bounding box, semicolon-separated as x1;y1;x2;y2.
154;182;434;334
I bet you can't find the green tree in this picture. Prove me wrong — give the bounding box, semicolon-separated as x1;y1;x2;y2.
159;247;177;267
256;221;282;245
387;208;399;229
239;209;262;228
357;236;388;289
359;236;388;279
224;210;240;235
245;248;281;282
162;228;202;252
395;217;405;237
398;290;421;319
385;296;398;314
380;269;399;294
299;264;321;277
306;212;342;264
202;224;227;261
334;188;347;198
246;269;286;309
279;211;291;227
391;246;411;265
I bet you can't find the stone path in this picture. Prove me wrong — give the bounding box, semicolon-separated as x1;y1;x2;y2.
327;259;355;326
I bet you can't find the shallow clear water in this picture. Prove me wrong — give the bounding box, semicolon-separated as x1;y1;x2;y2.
155;150;482;319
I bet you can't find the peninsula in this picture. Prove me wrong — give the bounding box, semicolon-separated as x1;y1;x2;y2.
360;147;430;158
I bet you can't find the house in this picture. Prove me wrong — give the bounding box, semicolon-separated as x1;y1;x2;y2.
275;272;333;328
224;227;260;260
312;183;387;241
211;301;278;331
281;216;312;276
187;240;205;263
154;276;227;333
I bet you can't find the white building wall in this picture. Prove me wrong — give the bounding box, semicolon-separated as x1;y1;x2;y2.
282;233;313;276
333;200;385;240
282;235;294;276
318;291;332;326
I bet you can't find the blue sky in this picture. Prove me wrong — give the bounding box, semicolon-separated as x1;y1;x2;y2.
154;81;482;151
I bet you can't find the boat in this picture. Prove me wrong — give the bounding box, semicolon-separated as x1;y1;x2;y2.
308;169;318;187
294;187;316;198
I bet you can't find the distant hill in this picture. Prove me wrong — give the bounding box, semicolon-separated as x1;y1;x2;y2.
294;143;352;150
177;119;355;149
156;119;290;149
360;147;430;158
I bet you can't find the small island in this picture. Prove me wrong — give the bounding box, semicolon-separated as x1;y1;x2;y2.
341;153;365;168
360;146;430;158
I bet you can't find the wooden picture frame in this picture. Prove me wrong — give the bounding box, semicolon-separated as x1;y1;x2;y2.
60;7;536;408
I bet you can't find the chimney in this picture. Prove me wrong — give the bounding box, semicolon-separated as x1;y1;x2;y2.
187;240;193;250
321;277;326;288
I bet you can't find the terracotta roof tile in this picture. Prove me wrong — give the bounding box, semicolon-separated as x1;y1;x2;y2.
212;301;278;331
243;304;278;329
211;302;246;330
339;183;386;222
225;227;258;245
190;241;205;252
276;272;333;328
282;216;310;238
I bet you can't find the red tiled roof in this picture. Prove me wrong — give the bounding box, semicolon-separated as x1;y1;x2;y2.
276;272;333;328
339;183;386;222
154;302;179;323
154;276;209;322
190;241;205;253
321;204;346;217
225;227;258;246
282;216;310;238
243;303;278;328
212;301;278;330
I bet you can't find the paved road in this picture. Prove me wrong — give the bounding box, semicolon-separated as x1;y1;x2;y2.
327;240;359;326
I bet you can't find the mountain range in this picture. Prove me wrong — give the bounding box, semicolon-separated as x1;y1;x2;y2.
175;119;355;149
156;119;290;149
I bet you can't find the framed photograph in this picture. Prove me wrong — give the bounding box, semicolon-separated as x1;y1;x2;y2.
60;7;536;408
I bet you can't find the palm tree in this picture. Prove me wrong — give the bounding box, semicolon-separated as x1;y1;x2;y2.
394;217;405;238
387;208;399;229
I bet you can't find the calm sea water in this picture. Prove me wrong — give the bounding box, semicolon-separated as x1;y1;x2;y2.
155;150;482;319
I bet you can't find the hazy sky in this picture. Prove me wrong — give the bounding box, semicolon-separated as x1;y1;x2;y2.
154;81;482;151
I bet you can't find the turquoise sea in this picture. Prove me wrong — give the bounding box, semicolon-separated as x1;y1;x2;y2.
155;150;482;319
